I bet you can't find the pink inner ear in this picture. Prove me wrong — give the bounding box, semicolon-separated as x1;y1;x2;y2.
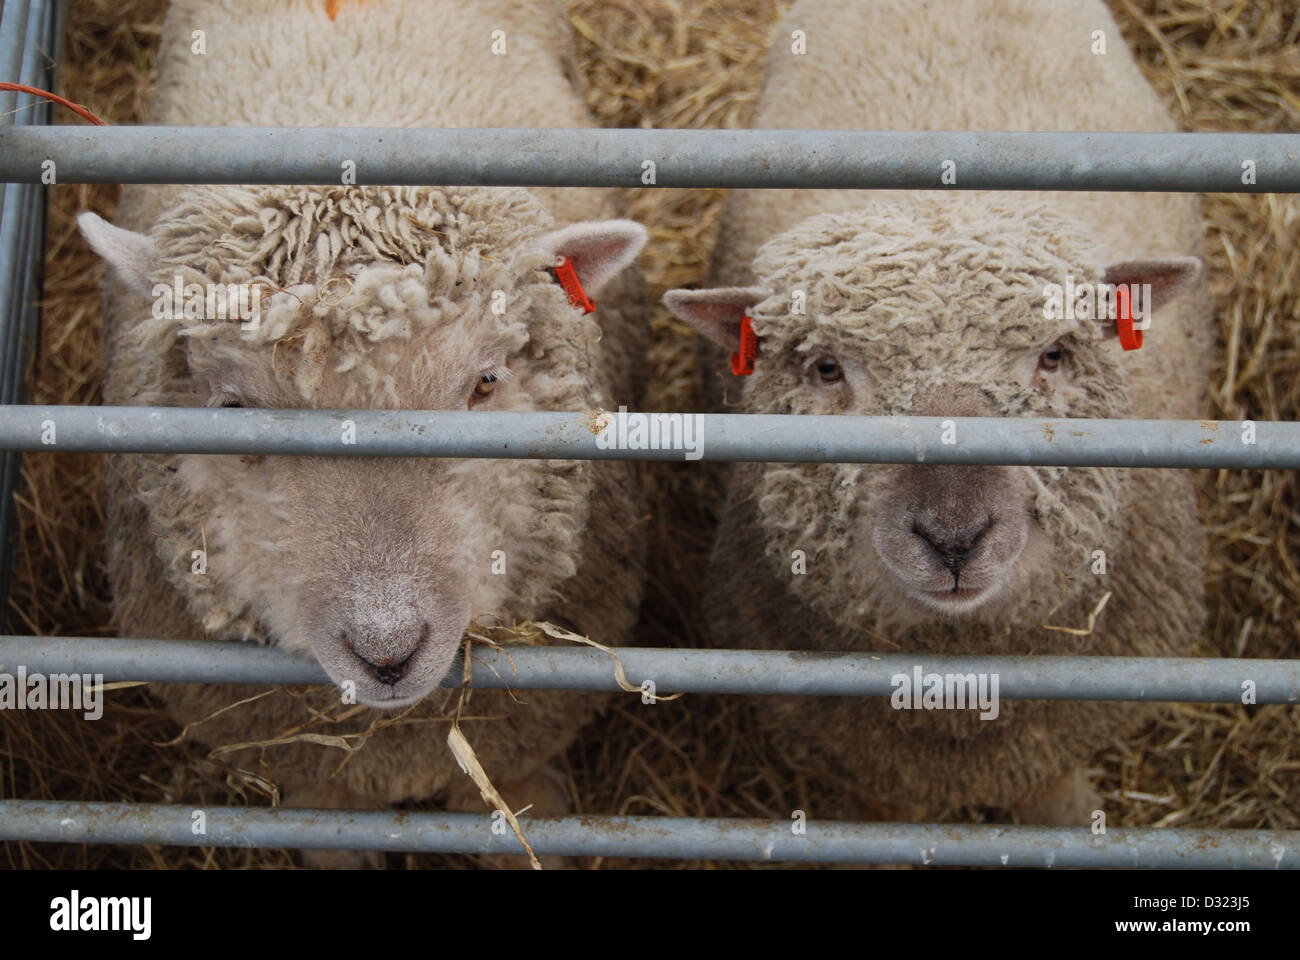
689;303;746;352
545;220;646;295
563;238;619;275
1112;268;1178;293
1102;257;1201;311
663;286;769;352
689;302;748;323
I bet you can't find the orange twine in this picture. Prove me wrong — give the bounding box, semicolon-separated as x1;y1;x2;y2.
0;82;107;125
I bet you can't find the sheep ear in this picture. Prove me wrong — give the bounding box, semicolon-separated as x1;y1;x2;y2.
538;219;646;296
77;212;158;296
663;286;769;352
1103;257;1201;311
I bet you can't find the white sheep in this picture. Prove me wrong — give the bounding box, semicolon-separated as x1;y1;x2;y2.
664;0;1212;823
77;0;648;864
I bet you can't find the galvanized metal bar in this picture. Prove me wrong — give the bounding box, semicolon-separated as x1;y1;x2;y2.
5;173;41;401
0;127;1298;192
0;181;40;624
4;0;54;397
0;0;33;126
2;636;1297;704
0;0;34;233
0;406;1293;468
3;0;54;401
0;800;1292;867
0;187;29;404
0;0;57;625
0;0;53;398
0;0;51;402
2;183;38;405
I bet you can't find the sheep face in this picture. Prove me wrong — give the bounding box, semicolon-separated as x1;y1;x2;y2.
80;186;645;707
667;197;1199;632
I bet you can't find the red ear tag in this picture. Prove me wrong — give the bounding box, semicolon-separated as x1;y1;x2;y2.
1115;284;1142;351
731;315;758;375
552;256;596;314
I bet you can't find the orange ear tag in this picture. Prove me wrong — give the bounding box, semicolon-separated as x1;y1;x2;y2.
552;256;596;314
1115;284;1142;351
326;0;375;20
731;315;757;375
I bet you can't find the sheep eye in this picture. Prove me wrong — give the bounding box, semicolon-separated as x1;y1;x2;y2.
468;373;498;408
221;399;244;408
815;359;843;384
1039;344;1064;371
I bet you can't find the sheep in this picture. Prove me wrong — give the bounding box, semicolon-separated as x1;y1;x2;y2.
76;0;649;864
664;0;1212;823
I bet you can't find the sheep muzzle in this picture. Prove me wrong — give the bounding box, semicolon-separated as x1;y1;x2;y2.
870;462;1030;615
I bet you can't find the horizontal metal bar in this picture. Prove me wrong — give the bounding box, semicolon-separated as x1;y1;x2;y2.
2;636;1297;704
0;406;1296;467
0;800;1292;867
1;127;1298;191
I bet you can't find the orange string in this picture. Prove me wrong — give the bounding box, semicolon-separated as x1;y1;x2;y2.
0;82;108;125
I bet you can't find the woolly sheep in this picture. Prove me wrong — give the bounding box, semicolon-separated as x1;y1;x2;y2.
77;0;648;861
664;0;1212;823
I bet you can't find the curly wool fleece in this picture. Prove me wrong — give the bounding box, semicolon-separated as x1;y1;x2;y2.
687;0;1210;819
705;196;1205;813
156;184;589;403
113;184;600;647
738;194;1127;634
89;0;651;827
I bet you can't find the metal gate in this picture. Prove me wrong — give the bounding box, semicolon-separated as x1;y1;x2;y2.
1;0;1297;868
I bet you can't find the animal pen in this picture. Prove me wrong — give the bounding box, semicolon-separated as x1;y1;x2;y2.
0;0;1298;868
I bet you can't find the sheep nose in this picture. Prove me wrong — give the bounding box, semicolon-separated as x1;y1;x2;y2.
913;519;992;574
348;622;430;686
354;649;415;685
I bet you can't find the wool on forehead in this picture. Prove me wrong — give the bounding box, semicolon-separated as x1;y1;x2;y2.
145;184;561;401
748;194;1111;358
155;183;555;287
